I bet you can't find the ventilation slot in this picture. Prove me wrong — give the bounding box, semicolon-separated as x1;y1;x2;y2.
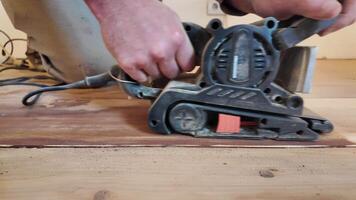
216;50;230;69
254;49;266;69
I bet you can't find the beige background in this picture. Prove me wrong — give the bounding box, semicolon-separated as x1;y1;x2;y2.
1;0;355;59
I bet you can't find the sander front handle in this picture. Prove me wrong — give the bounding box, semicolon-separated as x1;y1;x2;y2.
273;16;338;50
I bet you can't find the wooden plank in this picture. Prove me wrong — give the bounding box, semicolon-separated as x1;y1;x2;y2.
0;90;352;148
0;60;355;147
0;86;352;147
1;148;356;200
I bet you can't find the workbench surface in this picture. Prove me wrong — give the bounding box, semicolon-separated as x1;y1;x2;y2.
1;60;356;200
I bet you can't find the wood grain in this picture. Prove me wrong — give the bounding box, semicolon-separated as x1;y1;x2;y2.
0;60;355;147
1;148;356;200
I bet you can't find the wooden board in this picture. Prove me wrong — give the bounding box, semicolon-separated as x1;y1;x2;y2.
0;60;356;147
1;148;356;200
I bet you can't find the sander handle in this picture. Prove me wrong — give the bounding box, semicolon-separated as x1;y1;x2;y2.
273;16;338;50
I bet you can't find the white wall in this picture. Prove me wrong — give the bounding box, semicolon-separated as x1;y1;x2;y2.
1;0;356;59
165;0;226;26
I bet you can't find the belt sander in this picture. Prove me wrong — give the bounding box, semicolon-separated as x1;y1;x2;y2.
116;16;335;141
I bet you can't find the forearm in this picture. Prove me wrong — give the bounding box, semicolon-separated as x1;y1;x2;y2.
84;0;162;21
85;0;144;22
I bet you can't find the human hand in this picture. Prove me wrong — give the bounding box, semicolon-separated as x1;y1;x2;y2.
225;0;356;35
85;0;195;82
320;0;356;35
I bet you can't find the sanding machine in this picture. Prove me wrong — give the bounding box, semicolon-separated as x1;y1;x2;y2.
115;16;336;141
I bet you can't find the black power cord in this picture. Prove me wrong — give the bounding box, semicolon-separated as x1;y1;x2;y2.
0;30;13;64
1;39;28;64
0;29;28;64
0;65;45;73
1;63;123;106
0;61;64;106
0;82;53;88
22;67;120;106
0;75;64;106
0;75;59;85
3;38;27;51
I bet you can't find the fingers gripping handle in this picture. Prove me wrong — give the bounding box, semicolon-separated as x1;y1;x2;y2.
116;22;209;99
110;66;161;99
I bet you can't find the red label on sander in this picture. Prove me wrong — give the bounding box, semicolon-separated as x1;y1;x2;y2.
216;114;241;134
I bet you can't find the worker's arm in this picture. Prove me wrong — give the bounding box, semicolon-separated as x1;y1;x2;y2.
84;0;195;82
221;0;356;35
